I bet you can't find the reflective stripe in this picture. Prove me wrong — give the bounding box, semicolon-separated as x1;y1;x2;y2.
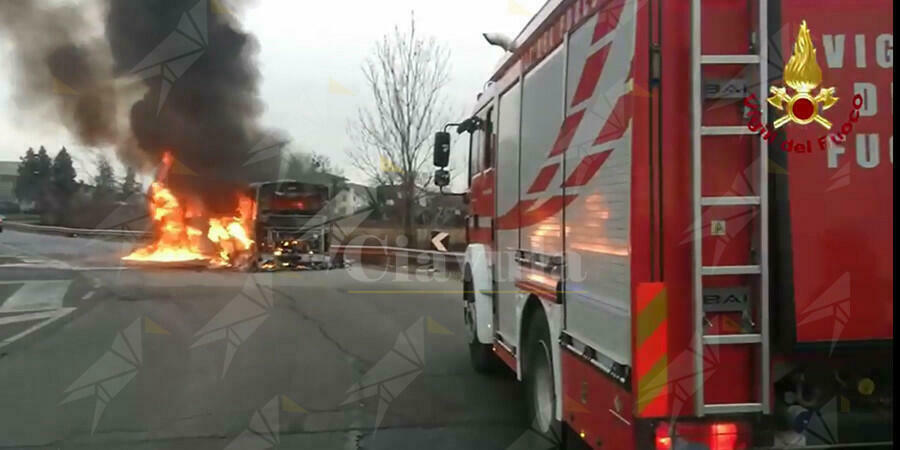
634;283;669;417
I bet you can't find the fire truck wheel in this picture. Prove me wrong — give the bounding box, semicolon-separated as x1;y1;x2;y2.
524;310;561;440
464;279;499;373
469;341;498;373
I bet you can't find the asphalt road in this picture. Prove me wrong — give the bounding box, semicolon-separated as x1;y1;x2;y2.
0;230;541;450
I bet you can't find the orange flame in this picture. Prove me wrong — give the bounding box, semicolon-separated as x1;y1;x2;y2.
123;153;256;266
784;21;822;93
207;201;254;265
123;181;208;262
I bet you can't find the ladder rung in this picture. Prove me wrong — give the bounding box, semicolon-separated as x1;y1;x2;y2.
701;126;756;136
703;334;762;345
701;196;760;206
701;265;761;276
701;54;760;64
692;0;770;417
703;403;764;415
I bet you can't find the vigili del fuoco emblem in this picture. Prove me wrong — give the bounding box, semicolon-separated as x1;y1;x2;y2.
768;20;838;129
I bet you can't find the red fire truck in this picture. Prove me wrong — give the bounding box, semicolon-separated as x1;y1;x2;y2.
432;0;892;448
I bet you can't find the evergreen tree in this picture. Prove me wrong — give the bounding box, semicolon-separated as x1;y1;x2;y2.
14;147;38;204
120;167;141;200
36;146;52;182
93;156;117;202
34;146;54;211
52;147;78;201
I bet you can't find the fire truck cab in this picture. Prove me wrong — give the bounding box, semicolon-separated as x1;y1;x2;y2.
434;0;892;448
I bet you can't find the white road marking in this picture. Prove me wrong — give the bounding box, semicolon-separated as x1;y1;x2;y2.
0;262;134;271
0;278;77;348
0;280;71;313
0;261;72;270
81;291;96;301
0;309;64;326
0;241;74;270
0;307;75;349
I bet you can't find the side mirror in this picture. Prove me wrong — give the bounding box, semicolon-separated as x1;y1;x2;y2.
434;169;450;188
433;131;450;168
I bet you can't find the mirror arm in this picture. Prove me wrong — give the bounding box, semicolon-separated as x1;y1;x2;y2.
443;122;462;133
444;116;483;135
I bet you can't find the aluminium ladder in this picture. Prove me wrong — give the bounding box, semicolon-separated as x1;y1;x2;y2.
691;0;770;416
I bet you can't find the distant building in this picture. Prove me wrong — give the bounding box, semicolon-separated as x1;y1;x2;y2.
418;192;466;226
376;185;404;206
371;185;465;225
375;184;405;219
0;161;19;202
330;183;372;217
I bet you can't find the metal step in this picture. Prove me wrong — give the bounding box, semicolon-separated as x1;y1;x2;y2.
703;403;764;415
701;196;760;206
703;334;762;345
700;126;756;136
701;54;760;64
701;265;761;276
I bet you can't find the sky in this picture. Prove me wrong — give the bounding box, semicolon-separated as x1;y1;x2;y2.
0;0;545;187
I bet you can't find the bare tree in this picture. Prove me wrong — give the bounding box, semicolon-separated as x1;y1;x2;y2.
347;12;451;241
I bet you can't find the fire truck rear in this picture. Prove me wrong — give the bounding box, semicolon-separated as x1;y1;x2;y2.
433;0;892;448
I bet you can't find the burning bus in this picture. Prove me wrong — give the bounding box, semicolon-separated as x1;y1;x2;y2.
123;154;334;271
248;180;333;271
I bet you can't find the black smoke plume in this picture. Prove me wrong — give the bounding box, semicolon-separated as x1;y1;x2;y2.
1;0;285;211
0;1;121;149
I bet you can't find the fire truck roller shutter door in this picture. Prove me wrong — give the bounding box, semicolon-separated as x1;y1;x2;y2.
495;79;522;344
562;0;638;367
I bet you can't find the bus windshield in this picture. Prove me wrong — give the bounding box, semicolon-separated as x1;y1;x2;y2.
258;182;328;214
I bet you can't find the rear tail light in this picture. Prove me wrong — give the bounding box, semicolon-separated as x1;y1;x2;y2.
655;421;751;450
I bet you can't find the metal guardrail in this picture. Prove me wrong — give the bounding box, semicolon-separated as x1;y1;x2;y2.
3;225;463;257
332;244;463;258
3;221;151;239
331;244;464;272
2;224;464;271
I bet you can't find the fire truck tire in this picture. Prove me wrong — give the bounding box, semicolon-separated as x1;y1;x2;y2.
464;278;500;374
469;341;499;374
524;310;561;441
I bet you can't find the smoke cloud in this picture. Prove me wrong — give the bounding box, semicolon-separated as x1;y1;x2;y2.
0;0;285;208
0;1;122;149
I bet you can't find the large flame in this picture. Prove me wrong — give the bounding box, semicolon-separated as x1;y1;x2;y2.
122;181;208;262
123;153;256;266
784;21;822;93
207;194;255;265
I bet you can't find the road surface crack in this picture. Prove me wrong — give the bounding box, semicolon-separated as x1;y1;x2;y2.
269;286;374;368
